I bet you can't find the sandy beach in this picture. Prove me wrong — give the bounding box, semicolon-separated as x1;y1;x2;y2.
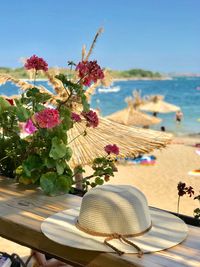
0;135;200;259
108;135;200;217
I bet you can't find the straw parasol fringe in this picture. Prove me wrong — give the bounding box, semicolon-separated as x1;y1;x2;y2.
139;95;180;113
106;107;161;126
106;92;161;127
132;89;145;109
68;117;172;167
0;74;54;96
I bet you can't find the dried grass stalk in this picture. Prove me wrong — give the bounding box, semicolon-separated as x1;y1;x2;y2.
85;28;104;61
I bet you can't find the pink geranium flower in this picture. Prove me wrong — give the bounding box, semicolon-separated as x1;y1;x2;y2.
71;112;82;122
104;144;119;155
82;110;99;128
76;60;104;86
25;55;48;71
24;119;37;134
34;108;61;129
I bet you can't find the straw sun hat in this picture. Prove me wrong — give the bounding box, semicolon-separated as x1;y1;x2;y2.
41;185;188;257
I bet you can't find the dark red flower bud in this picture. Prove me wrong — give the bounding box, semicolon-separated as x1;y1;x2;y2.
177;182;187;196
104;144;119;155
6;98;14;105
186;186;194;197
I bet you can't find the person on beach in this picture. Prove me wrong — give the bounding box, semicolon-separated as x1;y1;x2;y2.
153;112;157;117
31;250;71;267
175;110;183;123
160;126;166;132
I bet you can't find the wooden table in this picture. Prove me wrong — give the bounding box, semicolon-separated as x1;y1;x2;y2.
0;177;200;267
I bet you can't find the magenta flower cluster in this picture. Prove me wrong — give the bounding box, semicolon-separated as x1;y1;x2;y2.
81;110;99;128
104;144;119;155
24;119;37;134
71;112;82;122
76;60;104;86
25;55;48;72
34;108;61;129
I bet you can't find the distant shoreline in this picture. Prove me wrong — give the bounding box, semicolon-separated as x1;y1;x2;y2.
20;77;173;82
113;76;172;82
20;78;48;81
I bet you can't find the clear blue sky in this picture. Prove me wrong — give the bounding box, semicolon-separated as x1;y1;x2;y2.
0;0;200;73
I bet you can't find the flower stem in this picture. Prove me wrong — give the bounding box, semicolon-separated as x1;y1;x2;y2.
177;196;180;216
72;174;94;185
67;128;87;145
33;70;37;87
72;171;107;185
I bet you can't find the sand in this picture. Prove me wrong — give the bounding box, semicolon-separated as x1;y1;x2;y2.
0;135;200;259
108;135;200;217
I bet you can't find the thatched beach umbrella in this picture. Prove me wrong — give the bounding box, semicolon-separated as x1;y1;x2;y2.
106;106;161;127
139;95;180;114
106;92;161;127
68;117;172;167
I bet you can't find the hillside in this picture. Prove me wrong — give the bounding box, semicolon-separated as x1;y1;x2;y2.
0;67;163;80
110;68;162;79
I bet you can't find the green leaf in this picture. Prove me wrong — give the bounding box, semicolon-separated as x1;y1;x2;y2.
49;137;67;160
194;208;200;219
40;172;72;195
40;172;57;195
22;154;43;177
65;147;72;161
95;177;104;185
56;160;67;175
44;157;56;168
81;94;90;112
15;165;23;176
26;87;40;97
17;166;40;185
59;106;73;131
64;162;73;177
49;125;68;144
90;182;97;188
55;175;73;194
35;103;45;112
0;97;10;114
14;106;31;121
19;175;33;185
55;74;82;93
74;165;85;174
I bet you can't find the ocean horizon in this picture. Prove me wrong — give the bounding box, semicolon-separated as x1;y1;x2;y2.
0;77;200;135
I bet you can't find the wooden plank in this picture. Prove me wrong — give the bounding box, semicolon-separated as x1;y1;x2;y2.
0;177;200;267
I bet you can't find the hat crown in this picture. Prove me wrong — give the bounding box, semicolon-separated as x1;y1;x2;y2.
78;185;151;235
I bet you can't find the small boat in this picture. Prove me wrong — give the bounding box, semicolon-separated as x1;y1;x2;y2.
98;86;120;93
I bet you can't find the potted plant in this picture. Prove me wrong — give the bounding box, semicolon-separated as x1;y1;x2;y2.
0;31;120;196
174;181;200;226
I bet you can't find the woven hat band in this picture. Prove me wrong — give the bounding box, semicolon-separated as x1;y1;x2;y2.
75;220;152;256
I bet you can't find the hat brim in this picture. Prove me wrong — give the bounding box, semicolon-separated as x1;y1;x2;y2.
41;207;188;254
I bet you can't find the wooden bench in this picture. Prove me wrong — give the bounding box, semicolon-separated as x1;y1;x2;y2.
0;177;199;267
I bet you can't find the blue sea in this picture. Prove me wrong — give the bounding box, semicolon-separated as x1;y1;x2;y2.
1;77;200;135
